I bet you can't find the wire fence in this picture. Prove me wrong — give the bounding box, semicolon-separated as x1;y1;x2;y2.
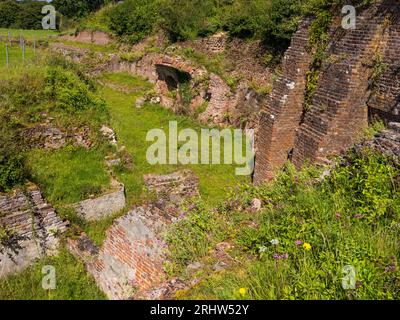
0;32;57;66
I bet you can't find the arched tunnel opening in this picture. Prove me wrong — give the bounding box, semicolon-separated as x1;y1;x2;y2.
155;64;191;91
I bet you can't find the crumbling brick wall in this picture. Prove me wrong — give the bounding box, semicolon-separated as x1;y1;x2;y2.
253;18;314;183
292;1;395;168
0;186;68;278
255;0;400;183
367;4;400;123
61;30;111;45
86;203;171;300
68;170;199;300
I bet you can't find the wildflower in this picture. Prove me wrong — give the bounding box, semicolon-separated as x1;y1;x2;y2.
273;253;289;260
335;212;342;219
273;253;281;260
354;213;364;219
295;240;303;246
259;246;268;254
385;265;396;273
303;242;312;251
270;239;279;246
238;288;247;296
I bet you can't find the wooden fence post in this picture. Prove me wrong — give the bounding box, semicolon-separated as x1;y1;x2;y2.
22;40;25;62
6;43;9;66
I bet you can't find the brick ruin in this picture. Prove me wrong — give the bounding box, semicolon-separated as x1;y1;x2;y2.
254;0;400;184
253;18;314;182
52;36;264;130
68;170;199;300
0;186;68;278
61;30;111;45
73;180;126;222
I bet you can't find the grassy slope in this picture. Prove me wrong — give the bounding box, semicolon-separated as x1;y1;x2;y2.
0;42;36;66
0;248;106;300
98;72;249;206
167;153;400;300
0;28;58;41
0;28;59;67
0;61;249;298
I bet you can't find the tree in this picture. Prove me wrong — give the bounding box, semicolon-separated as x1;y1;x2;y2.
0;0;21;28
108;0;159;43
159;0;221;41
52;0;90;19
16;1;44;29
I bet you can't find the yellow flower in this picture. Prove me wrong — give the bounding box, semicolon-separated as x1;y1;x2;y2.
303;242;312;251
238;288;247;296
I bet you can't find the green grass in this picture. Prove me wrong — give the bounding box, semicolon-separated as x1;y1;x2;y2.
55;39;116;53
98;72;250;206
27;147;111;206
0;28;58;41
0;247;106;300
78;3;113;33
168;151;400;300
0;42;37;66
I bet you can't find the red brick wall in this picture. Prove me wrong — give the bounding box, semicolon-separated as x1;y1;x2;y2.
367;4;400;123
255;1;400;182
253;18;313;184
292;2;394;168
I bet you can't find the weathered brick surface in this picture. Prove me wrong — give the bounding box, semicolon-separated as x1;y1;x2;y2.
255;1;400;183
68;170;200;300
0;186;68;278
74;180;126;221
143;169;199;204
61;30;111;45
292;1;396;168
356;121;400;161
367;4;400;122
253;18;314;183
69;203;172;300
181;32;228;54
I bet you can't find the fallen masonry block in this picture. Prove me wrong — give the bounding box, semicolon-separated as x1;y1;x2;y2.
0;186;68;279
74;181;126;222
143;169;199;204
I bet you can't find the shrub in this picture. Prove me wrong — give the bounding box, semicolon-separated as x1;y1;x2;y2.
45;67;105;113
0;117;27;192
108;0;159;43
159;0;221;41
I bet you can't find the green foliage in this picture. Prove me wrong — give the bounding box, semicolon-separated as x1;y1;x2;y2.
28;146;111;205
159;0;221;41
0;119;26;192
0;247;106;300
168;149;400;299
45;67;106;113
0;0;61;29
326;149;399;222
52;0;106;19
108;0;159;44
0;0;23;28
166;200;229;271
365;52;389;92
78;3;113;33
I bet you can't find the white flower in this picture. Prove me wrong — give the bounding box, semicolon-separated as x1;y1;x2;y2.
259;246;268;253
270;239;279;246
